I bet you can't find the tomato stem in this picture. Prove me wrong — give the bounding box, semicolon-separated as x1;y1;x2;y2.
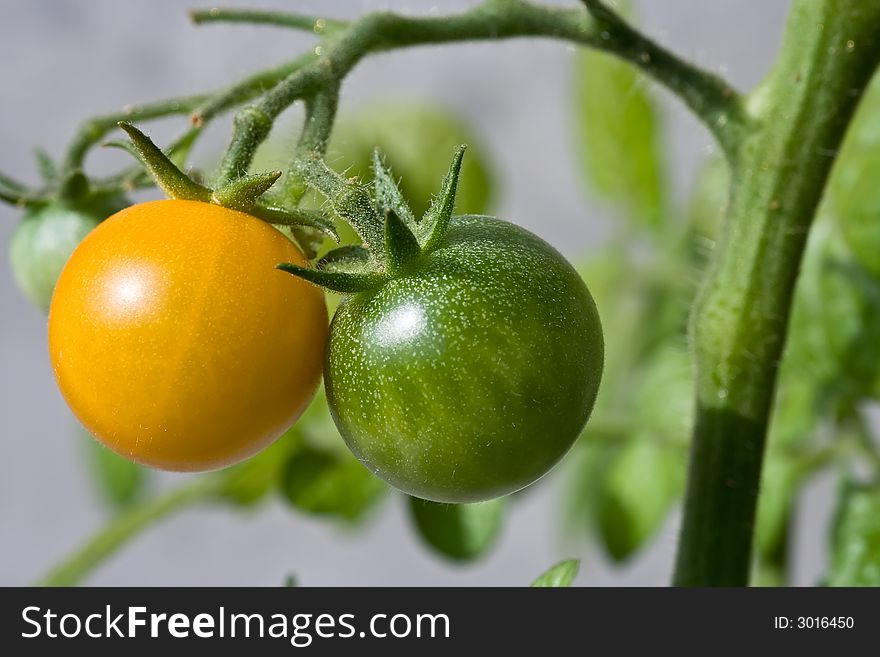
37;477;224;587
675;0;880;586
215;0;745;188
189;8;348;37
60;94;209;177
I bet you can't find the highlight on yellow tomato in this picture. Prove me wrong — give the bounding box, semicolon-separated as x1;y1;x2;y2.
48;199;328;471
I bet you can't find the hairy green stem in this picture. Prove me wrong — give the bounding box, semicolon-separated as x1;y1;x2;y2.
61;56;314;198
61;95;209;175
190;7;348;35
37;477;222;587
282;85;341;203
675;0;880;586
215;0;743;184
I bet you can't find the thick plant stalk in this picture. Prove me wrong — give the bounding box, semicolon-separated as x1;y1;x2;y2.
675;0;880;586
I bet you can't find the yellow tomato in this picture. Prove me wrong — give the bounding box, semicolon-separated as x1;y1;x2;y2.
48;199;327;471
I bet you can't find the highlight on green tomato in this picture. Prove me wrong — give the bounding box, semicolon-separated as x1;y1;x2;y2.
280;147;604;503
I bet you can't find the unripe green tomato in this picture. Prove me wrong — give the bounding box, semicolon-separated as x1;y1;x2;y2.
9;195;128;312
324;215;603;503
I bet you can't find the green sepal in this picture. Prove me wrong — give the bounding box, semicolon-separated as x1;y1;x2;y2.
111;122;212;202
422;145;466;252
59;171;90;203
317;244;373;273
212;170;282;211
294;155;384;258
276;262;386;293
34;148;58;183
384;209;422;275
0;170;29;194
530;559;580;587
371;148;416;227
0;189;45;209
250;205;338;241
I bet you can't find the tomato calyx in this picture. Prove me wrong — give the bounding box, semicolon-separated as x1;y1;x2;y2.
108;122;338;243
278;145;467;293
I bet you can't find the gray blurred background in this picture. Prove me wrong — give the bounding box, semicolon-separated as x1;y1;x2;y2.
1;0;829;586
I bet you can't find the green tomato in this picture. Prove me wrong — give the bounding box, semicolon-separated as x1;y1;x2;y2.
324;215;604;503
327;103;494;219
9;196;127;312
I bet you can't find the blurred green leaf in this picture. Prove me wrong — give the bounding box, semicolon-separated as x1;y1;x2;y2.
595;439;683;562
281;445;387;523
829;74;880;280
827;480;880;586
530;559;580;587
630;345;694;446
753;375;821;578
786;219;880;404
573;14;665;230
219;427;303;507
408;497;505;562
753;454;800;577
82;429;147;510
566;345;690;557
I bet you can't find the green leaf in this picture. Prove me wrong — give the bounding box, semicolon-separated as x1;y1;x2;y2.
371;149;416;227
786;219;880;403
753;453;799;567
530;559;580;587
218;428;302;507
422;145;466;252
281;445;387;523
384;210;422;274
827;480;880;586
595;439;682;562
276;262;386;294
408;496;505;562
573;29;665;230
829;74;880;280
82;429;147;510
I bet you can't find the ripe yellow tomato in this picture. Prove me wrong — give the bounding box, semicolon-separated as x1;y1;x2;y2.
48;199;327;471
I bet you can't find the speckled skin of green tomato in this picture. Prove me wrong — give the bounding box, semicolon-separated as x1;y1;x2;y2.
325;215;604;503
